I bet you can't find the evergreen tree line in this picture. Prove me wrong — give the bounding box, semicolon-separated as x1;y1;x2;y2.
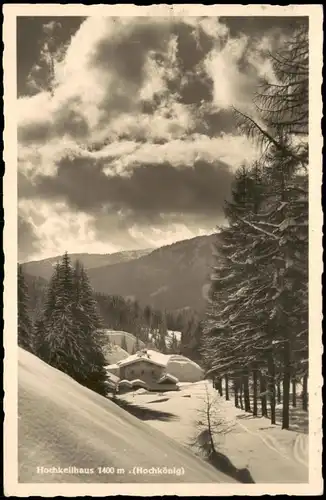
201;26;309;429
18;253;109;396
23;267;204;359
95;292;203;357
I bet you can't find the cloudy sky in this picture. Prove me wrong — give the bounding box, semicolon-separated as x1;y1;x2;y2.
17;14;305;262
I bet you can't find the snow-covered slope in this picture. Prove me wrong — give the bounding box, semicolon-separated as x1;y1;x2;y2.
18;348;237;483
103;330;146;354
103;344;129;364
167;355;204;383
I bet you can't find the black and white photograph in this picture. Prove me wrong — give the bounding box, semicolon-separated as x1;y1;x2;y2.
3;4;323;497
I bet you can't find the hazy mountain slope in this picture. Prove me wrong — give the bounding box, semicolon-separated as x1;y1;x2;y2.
21;249;152;281
18;348;237;484
87;234;218;311
21;234;220;312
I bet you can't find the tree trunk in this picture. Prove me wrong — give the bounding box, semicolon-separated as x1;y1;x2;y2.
243;371;251;412
282;340;291;430
292;378;297;407
277;380;281;404
253;368;258;416
234;379;239;408
206;391;216;458
260;373;268;417
302;372;308;411
239;378;244;410
225;374;229;400
268;353;276;425
218;377;223;397
213;377;220;395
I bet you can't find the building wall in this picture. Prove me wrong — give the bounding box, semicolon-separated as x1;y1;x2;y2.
120;360;164;382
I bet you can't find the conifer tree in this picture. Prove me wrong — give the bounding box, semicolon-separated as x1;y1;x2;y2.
18;264;33;352
71;260;109;395
168;332;179;354
157;313;168;353
39;253;82;373
34;253;109;397
72;260;105;345
33;262;61;358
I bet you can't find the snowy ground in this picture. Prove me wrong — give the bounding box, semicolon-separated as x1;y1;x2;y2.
119;381;309;484
18;349;237;484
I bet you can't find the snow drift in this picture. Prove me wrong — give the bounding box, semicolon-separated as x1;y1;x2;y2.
18;348;236;483
167;355;204;383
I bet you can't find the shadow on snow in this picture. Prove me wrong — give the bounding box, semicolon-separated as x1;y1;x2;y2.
112;397;180;422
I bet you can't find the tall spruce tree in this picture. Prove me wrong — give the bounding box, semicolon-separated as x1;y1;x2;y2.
33;262;61;358
156;313;168;353
18;265;33;352
72;260;109;395
39;253;82;375
202;166;267;409
34;253;108;397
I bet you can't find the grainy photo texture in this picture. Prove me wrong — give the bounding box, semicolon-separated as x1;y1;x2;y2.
3;4;323;497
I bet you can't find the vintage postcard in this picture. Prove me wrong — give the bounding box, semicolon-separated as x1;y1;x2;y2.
3;4;323;497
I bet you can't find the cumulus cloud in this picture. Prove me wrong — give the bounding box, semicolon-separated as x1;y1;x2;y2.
18;214;42;262
18;200;122;261
17;15;291;259
18;16;231;148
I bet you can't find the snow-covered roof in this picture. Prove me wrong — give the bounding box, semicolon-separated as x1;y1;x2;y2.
118;379;149;390
119;379;133;387
158;373;179;384
105;363;120;370
106;373;120;383
129;379;149;388
119;357;166;368
118;351;167;368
